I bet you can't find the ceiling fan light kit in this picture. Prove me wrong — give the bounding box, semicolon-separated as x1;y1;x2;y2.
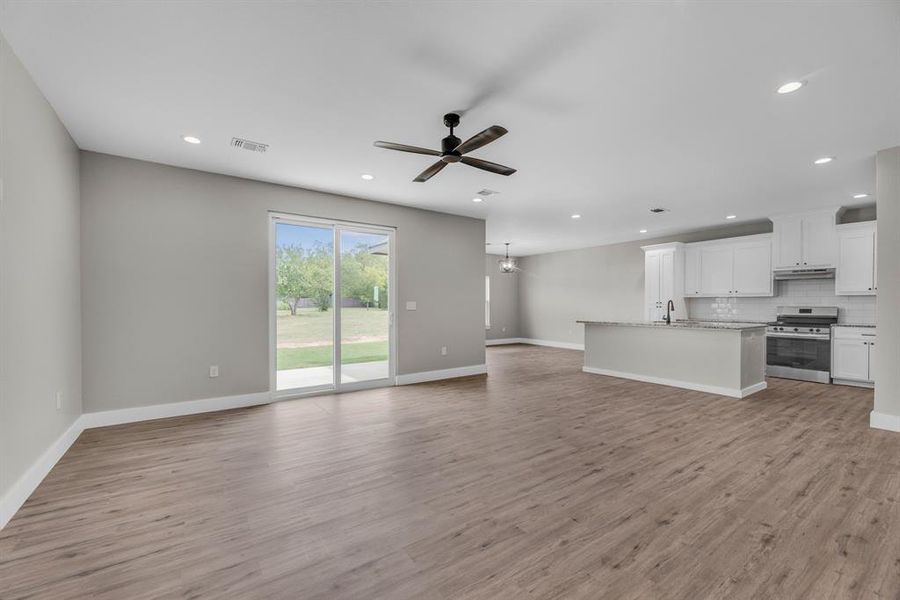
374;113;517;182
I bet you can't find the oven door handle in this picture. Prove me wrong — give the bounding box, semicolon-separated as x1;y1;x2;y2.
766;332;831;340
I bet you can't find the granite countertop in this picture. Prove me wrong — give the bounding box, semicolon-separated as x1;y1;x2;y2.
833;323;877;328
577;320;767;331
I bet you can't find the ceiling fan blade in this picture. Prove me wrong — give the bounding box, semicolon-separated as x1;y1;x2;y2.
460;156;516;176
454;125;508;155
413;160;448;182
373;141;441;156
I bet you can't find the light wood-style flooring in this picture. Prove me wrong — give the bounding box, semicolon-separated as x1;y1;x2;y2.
2;345;898;599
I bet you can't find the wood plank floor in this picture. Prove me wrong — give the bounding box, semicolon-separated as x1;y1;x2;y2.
2;345;899;599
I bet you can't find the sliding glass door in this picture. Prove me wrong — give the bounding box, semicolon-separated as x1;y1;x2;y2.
271;214;394;396
339;228;391;384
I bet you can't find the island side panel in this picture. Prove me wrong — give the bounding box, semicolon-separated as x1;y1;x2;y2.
583;324;749;397
739;328;767;392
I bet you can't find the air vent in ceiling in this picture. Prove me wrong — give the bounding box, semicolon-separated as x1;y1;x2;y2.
649;207;669;214
477;188;500;196
231;137;269;153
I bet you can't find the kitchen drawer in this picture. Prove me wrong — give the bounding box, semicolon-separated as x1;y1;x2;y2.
832;326;876;341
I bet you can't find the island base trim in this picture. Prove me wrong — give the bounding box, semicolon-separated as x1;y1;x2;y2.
870;410;900;432
582;366;767;399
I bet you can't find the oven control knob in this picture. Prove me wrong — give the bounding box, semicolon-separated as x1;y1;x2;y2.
793;328;799;332
815;328;821;332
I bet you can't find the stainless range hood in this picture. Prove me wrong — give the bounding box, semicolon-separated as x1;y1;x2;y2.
773;267;835;280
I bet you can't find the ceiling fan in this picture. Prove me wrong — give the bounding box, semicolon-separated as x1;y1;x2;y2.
374;113;516;183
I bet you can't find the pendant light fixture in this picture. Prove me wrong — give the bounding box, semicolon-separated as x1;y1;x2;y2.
498;243;516;273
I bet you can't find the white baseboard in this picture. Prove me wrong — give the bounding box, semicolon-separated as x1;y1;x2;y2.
485;337;584;350
582;366;766;399
485;337;524;346
80;391;273;429
0;416;84;530
0;391;273;531
740;381;769;398
870;410;900;432
519;338;585;351
396;364;487;385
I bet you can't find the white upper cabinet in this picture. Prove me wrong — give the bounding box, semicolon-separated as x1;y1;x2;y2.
835;222;876;295
732;241;773;295
699;246;733;296
772;209;838;269
642;243;685;321
684;246;701;295
682;234;773;297
773;215;804;268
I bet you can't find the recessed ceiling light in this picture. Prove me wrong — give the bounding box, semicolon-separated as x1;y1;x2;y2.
182;135;201;144
361;173;374;181
777;81;804;94
571;214;581;219
639;229;648;233
853;193;869;199
725;215;737;220
814;156;834;165
472;197;483;203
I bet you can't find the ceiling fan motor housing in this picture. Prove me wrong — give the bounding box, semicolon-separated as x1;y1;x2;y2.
441;135;462;160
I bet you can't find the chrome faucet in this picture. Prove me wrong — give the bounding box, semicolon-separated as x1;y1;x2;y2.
665;300;675;325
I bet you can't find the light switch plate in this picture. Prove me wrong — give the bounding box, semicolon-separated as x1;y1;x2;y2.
406;301;417;310
209;365;219;378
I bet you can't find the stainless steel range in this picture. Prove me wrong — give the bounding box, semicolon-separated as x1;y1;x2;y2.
766;306;839;383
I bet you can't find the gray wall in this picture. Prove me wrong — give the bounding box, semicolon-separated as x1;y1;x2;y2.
517;223;770;345
0;35;82;499
874;146;899;422
80;152;485;412
485;254;519;340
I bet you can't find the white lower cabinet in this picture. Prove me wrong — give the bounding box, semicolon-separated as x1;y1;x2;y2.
831;327;876;385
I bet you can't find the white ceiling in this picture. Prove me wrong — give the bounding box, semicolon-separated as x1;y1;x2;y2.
2;1;899;255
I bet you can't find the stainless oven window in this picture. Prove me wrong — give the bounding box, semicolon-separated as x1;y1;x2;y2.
766;336;831;372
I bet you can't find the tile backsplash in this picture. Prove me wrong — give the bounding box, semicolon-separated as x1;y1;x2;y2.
686;279;876;325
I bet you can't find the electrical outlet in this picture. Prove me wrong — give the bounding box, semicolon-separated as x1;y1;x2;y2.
406;301;417;311
55;391;62;411
441;346;448;356
209;365;219;378
502;326;506;333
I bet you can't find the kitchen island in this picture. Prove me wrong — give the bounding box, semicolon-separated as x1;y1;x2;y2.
578;320;768;398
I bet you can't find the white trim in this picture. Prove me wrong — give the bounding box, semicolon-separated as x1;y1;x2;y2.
486;337;525;346
80;392;272;429
484;337;584;350
832;378;875;389
581;366;767;399
396;364;487;385
870;410;900;432
740;381;769;397
519;338;584;351
0;416;84;530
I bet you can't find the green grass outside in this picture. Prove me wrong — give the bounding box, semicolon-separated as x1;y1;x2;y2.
277;307;388;345
276;307;389;370
277;340;389;370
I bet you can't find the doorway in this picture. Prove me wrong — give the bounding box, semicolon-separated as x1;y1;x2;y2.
270;213;395;396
